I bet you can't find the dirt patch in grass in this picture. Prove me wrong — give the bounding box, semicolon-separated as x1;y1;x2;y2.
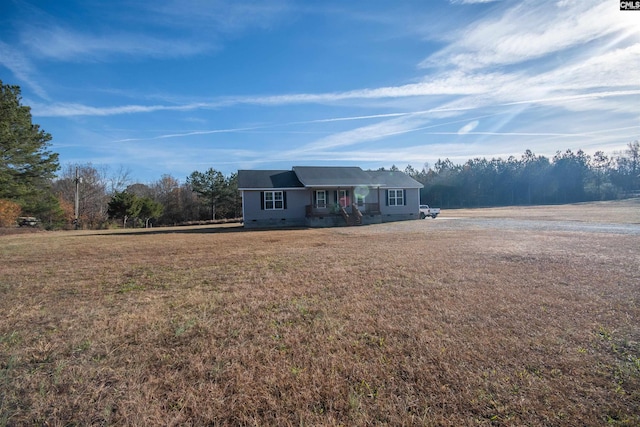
1;201;639;425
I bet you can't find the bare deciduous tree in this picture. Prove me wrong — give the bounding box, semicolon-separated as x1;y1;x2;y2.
53;164;110;228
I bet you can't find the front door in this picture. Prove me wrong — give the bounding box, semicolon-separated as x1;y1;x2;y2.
338;189;350;210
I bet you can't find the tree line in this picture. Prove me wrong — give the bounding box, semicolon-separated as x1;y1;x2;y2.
36;142;640;229
2;80;639;229
401;145;640;208
1;80;242;229
3;159;241;230
52;165;241;229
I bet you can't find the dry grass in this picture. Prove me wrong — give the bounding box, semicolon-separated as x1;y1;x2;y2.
1;201;639;426
445;198;640;223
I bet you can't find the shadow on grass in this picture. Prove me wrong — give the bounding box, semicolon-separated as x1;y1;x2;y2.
82;223;310;237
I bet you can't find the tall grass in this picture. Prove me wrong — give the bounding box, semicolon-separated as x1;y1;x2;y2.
1;203;639;425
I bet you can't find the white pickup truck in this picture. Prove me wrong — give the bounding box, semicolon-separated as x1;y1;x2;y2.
419;205;440;219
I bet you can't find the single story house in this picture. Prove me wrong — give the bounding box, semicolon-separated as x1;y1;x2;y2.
237;166;423;228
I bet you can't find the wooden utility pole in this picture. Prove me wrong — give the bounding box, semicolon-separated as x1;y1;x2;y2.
74;167;80;229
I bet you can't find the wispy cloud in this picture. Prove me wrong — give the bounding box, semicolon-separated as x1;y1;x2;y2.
530;44;640;94
3;0;291;98
276;87;640;160
21;26;213;62
27;0;639;126
421;1;635;70
426;131;588;137
31;102;209;117
8;0;639;177
114;126;268;143
32;86;640;119
145;0;292;34
458;121;479;134
15;1;293;63
30;75;496;116
450;0;502;4
0;42;49;99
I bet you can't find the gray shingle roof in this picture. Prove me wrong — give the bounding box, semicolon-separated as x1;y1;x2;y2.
366;170;423;189
237;170;303;189
293;166;377;187
237;167;423;189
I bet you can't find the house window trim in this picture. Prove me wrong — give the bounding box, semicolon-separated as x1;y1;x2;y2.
263;190;285;210
315;190;327;208
387;189;405;206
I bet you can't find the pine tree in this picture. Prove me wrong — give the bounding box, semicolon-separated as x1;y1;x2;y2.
0;81;60;217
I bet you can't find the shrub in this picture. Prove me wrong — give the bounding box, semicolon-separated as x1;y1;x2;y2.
0;199;21;227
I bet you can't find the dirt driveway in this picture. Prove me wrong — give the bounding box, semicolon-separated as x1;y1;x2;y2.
336;198;640;236
431;217;640;235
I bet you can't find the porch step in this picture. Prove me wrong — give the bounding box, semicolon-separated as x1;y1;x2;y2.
340;204;363;226
351;203;363;225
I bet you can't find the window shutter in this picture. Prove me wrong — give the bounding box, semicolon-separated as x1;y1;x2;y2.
403;189;407;205
334;191;338;205
385;190;389;206
260;192;264;210
283;191;287;209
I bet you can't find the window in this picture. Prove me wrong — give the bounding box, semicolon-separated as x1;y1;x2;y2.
387;189;404;206
315;190;326;208
263;191;284;210
355;194;365;206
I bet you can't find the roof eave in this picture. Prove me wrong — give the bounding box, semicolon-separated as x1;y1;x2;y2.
238;187;306;191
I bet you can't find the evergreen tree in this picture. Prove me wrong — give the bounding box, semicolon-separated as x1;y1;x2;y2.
0;81;60;218
107;191;142;228
187;168;226;220
138;197;163;228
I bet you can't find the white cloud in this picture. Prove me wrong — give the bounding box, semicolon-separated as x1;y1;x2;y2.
0;42;49;99
114;126;268;143
450;0;502;3
30;101;211;117
29;70;518;117
15;1;293;63
288;116;425;154
421;0;635;70
458;121;479;134
21;26;212;62
16;0;640;174
531;44;640;93
147;0;291;33
27;0;638;125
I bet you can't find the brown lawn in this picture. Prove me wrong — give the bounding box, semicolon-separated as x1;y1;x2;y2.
444;198;640;223
1;200;639;425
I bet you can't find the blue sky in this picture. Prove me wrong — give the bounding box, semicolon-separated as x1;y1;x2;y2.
1;0;639;183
